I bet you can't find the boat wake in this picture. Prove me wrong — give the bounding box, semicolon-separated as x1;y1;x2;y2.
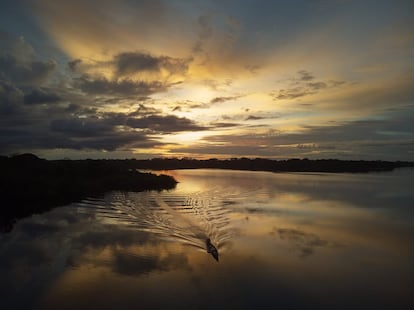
77;189;235;261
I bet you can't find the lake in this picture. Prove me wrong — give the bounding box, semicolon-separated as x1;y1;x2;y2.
1;169;414;309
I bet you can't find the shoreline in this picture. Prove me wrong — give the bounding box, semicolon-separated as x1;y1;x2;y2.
0;154;177;233
1;154;413;232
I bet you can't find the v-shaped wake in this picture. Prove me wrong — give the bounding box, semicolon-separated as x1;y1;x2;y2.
77;189;235;261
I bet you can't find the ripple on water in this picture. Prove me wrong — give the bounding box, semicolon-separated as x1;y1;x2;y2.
77;188;239;258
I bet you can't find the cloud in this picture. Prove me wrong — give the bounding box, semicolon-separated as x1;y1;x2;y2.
47;112;208;150
116;52;160;74
0;30;34;56
170;110;414;160
0;44;208;155
245;64;261;74
275;87;314;100
297;70;314;81
210;95;242;104
126;115;207;133
50;117;113;137
30;0;194;61
2;3;413;161
307;82;327;90
67;59;82;71
210;122;241;128
48;127;156;151
272;70;346;101
1;107;165;153
114;52;190;77
74;74;166;96
0;54;56;87
0;33;56;87
324;71;414;112
0;79;23;115
24;88;61;105
192;13;214;53
128;104;161;117
245;115;264;121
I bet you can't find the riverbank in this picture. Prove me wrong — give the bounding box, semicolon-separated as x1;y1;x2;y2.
0;154;177;232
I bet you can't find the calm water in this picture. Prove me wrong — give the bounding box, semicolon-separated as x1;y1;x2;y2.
1;169;414;309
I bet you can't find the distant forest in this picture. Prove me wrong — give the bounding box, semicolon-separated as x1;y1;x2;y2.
129;157;414;173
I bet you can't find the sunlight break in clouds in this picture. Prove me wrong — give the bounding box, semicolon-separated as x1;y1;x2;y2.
0;0;413;159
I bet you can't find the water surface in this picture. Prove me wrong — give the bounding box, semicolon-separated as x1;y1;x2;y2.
1;169;413;309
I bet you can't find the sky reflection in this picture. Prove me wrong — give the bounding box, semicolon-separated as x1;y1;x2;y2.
1;169;413;309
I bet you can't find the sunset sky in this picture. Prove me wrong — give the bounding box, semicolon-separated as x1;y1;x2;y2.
1;0;413;160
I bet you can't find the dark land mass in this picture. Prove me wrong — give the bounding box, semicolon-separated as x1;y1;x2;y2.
130;157;414;172
1;154;413;233
0;154;177;233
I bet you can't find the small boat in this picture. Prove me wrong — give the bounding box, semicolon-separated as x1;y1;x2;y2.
206;238;219;261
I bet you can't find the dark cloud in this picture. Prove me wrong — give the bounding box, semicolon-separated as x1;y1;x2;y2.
65;103;81;113
274;87;314;100
197;14;213;40
50;129;155;151
44;113;177;151
166;100;211;112
192;13;213;53
173;144;276;157
74;74;166;96
210;95;242;104
68;59;82;71
210;122;241;128
245;115;263;121
128;103;160;117
245;64;261;74
273;71;346;100
24;88;61;105
126;115;207;132
297;70;314;81
0;79;23;115
2;106;208;151
116;52;159;74
307;82;327;90
114;52;191;77
0;73;207;153
97;110;185;130
0;54;56;87
50;117;113;137
173;111;414;160
189;102;210;109
0;109;162;153
329;80;347;87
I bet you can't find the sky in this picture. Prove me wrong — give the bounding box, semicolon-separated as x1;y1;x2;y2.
0;0;413;160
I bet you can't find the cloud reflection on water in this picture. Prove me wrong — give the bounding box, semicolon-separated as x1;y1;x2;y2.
1;169;414;309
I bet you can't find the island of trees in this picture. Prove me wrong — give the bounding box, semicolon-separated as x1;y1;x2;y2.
1;154;413;232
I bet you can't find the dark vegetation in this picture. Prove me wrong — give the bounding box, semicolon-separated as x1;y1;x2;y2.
131;157;414;173
1;154;413;233
0;154;177;233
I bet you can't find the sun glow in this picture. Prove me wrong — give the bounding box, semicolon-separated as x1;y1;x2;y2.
163;131;211;145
